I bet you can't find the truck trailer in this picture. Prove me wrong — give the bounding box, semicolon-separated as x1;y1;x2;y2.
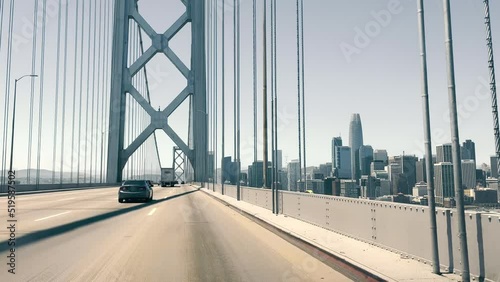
160;168;178;187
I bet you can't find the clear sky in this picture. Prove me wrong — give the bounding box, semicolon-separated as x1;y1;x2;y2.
0;0;499;175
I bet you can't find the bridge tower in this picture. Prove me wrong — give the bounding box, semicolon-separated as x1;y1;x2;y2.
106;0;207;183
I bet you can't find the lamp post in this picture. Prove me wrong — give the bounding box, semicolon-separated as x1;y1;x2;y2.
9;74;38;175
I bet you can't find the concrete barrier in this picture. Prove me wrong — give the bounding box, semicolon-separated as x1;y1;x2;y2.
211;184;500;281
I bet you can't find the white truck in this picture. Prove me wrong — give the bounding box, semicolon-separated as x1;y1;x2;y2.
160;168;178;187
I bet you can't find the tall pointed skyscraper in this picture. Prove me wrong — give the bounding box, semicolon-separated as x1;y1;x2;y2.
349;113;364;181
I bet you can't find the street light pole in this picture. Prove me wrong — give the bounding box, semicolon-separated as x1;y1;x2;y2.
9;74;38;175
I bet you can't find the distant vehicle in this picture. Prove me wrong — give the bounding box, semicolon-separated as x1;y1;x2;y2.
305;190;314;194
160;168;178;187
118;180;153;203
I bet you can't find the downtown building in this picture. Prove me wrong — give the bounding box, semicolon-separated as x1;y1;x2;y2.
349;114;364;181
434;162;455;205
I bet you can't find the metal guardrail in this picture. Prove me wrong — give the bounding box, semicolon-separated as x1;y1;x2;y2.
0;183;120;195
210;183;500;282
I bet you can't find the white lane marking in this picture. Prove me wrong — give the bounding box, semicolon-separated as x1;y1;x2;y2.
34;211;71;222
55;197;76;201
148;208;157;216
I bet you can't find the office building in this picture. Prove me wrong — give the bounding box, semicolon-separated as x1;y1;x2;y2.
435;162;455;205
324;177;340;196
278;170;288;190
474;188;498;204
413;181;428;197
249;161;263;187
349;113;364;181
436;144;453;163
416;158;426;183
461;160;476;189
288;160;301;192
337;146;352;179
332;137;342;173
359;145;374;176
378;179;392;197
462;139;476;163
373;149;388;165
222;156;237;184
360;175;379;199
491;156;498;178
371;160;385;174
341;179;360;198
388;162;402;195
318;163;332;179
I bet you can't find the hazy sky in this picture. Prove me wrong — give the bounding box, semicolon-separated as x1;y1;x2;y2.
1;0;499;174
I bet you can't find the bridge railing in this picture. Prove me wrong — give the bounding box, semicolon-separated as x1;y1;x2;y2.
205;183;500;281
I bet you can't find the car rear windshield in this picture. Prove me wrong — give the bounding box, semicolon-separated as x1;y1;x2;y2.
123;180;145;185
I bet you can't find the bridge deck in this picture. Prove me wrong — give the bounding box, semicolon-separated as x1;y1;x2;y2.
200;186;464;282
0;185;348;281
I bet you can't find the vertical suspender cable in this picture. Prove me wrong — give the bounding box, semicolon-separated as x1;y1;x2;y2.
83;0;93;183
214;0;218;187
36;0;48;187
417;0;440;273
236;0;241;199
59;0;70;183
295;0;302;190
89;0;98;183
300;0;307;189
483;0;500;180
262;0;269;189
1;0;16;188
442;0;470;279
77;0;86;184
253;0;257;164
100;0;108;182
273;0;279;213
27;0;40;184
70;0;80;183
233;0;237;165
221;0;226;194
0;0;5;50
52;0;63;183
94;0;103;182
270;0;275;211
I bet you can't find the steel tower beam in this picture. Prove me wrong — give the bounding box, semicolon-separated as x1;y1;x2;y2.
107;0;206;183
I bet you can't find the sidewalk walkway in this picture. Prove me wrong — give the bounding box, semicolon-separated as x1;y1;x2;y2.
199;187;462;282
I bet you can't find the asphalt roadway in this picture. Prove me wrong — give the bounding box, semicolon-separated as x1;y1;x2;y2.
0;185;351;282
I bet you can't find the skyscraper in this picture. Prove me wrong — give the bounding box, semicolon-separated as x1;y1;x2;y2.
434;162;455;205
491;156;498;178
436;144;453;163
349;114;364;181
287;160;301;192
331;137;342;175
337;146;352;179
461;160;476;189
416;158;426;183
462;139;476;163
373;149;388;165
359;145;374;176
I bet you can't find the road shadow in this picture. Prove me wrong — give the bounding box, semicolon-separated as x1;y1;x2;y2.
0;188;200;252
